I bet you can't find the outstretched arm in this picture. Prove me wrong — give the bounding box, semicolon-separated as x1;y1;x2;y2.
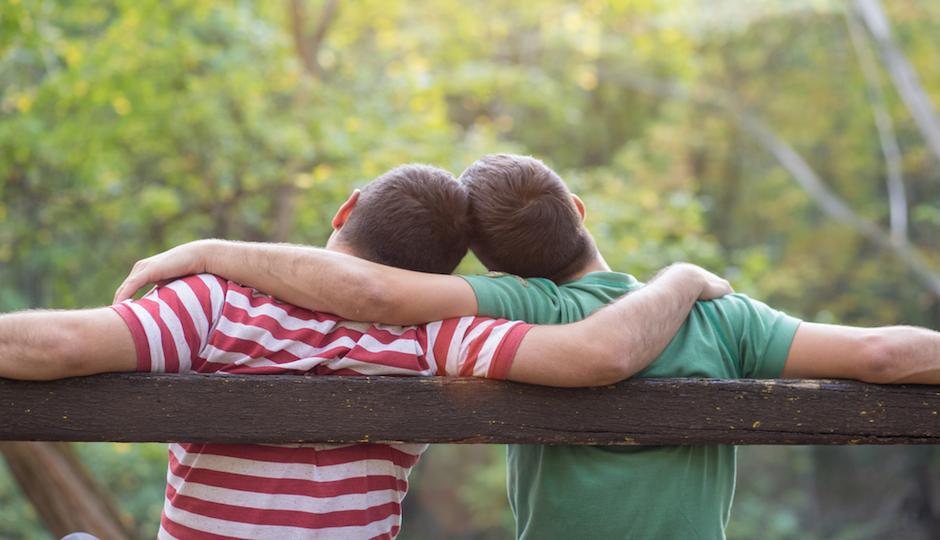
0;308;136;380
113;239;478;325
507;263;732;387
781;321;940;384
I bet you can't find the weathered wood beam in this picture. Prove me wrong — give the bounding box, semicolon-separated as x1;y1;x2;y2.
1;374;938;445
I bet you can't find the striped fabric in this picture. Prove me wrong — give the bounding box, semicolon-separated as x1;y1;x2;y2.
111;274;530;540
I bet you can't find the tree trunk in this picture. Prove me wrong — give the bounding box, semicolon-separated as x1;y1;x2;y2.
0;441;133;540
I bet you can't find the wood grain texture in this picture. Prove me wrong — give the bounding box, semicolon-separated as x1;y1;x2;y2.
1;374;938;445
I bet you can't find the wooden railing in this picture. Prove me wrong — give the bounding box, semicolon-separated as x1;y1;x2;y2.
2;374;939;445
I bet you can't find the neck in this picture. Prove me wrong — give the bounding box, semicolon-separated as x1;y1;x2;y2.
566;247;611;281
325;233;360;258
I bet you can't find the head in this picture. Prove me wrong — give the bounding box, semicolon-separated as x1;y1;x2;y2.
458;153;596;282
328;163;469;274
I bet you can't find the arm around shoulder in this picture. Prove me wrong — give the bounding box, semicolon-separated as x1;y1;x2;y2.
507;263;731;387
115;239;479;325
203;240;479;324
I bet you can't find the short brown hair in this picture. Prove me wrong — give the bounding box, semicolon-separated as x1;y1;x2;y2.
339;164;469;274
459;154;594;282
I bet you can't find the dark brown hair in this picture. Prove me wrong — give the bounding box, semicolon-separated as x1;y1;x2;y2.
459;154;595;283
339;164;469;274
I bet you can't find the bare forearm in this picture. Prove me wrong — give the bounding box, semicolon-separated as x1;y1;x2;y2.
200;240;387;319
0;311;61;379
782;321;940;384
123;240;478;325
0;308;136;380
582;264;710;378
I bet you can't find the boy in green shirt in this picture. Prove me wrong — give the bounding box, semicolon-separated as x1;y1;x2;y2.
464;270;798;538
457;154;935;539
117;155;940;539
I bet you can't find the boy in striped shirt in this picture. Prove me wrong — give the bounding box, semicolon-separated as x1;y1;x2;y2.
1;164;732;540
113;272;527;540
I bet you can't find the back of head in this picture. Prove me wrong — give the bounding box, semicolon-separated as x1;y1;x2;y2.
459;153;594;282
339;164;469;274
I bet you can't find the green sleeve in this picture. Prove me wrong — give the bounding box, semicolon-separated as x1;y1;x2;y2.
459;271;640;325
727;295;802;378
699;294;802;379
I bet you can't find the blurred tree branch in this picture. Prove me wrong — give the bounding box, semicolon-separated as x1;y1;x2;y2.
604;72;940;297
845;4;907;245
853;0;940;167
728;106;940;298
290;0;339;81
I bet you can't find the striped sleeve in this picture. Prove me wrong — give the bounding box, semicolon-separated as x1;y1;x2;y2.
112;275;446;378
425;317;532;379
110;274;228;374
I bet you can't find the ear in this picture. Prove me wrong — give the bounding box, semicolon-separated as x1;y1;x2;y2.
332;189;361;230
571;193;587;223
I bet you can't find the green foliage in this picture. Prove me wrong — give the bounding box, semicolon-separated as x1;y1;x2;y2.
0;0;500;309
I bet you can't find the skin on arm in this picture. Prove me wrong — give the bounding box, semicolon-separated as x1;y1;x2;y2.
113;239;478;325
781;321;940;384
0;308;137;380
507;263;734;387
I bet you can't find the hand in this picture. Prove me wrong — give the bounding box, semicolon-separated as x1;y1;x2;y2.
663;263;734;301
696;268;734;301
112;240;212;304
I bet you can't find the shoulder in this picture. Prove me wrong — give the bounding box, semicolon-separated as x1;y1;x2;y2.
461;271;554;290
561;271;641;290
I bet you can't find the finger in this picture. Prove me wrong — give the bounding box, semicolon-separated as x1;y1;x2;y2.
114;260;145;303
113;280;129;304
113;268;153;304
698;281;734;301
113;277;141;304
115;274;163;303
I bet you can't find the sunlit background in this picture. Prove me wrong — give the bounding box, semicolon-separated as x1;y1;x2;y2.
1;0;939;538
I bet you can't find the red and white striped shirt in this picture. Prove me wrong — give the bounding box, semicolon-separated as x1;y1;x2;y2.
111;274;531;540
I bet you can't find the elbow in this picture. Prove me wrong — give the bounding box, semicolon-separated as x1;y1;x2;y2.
30;328;88;380
344;267;396;322
583;325;662;385
855;329;903;384
587;340;639;385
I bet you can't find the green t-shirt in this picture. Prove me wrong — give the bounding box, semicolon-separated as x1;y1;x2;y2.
461;271;802;540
